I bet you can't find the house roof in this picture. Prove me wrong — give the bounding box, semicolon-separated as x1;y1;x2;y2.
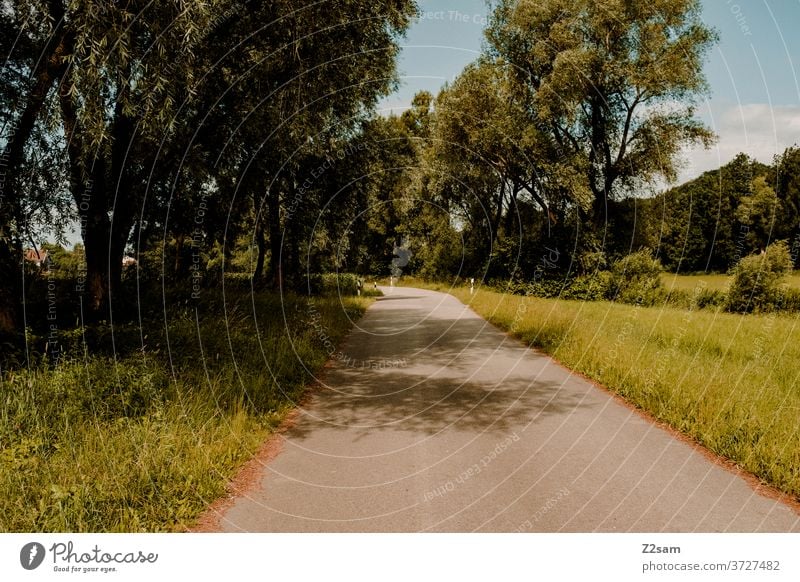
23;248;48;263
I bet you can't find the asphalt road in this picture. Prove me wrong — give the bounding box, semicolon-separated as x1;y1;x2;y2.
217;286;800;532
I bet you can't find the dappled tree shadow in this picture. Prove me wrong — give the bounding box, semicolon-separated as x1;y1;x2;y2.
286;289;594;440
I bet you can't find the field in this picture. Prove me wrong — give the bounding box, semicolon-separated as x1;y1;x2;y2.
662;271;800;292
0;289;370;532
413;281;800;498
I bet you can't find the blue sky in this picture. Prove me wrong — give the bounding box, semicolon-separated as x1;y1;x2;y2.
380;0;800;184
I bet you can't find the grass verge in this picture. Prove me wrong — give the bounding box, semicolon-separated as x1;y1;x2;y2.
406;280;800;498
0;289;370;532
662;271;800;293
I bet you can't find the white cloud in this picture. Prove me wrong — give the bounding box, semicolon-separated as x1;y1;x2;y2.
678;103;800;183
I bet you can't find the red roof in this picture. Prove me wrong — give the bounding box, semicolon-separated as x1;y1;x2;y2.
23;248;48;263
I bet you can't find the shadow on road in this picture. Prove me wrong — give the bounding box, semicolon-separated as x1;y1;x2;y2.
286;296;593;439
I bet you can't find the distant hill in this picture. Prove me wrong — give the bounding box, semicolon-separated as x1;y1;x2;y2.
613;148;800;272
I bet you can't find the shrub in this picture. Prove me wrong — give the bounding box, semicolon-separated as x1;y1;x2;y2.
779;287;800;312
726;241;792;313
563;272;611;301
320;273;360;296
694;287;726;310
577;250;607;274
525;277;565;298
608;250;663;305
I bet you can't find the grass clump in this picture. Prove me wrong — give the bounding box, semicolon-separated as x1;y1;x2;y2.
0;290;370;532
726;241;793;313
607;250;664;305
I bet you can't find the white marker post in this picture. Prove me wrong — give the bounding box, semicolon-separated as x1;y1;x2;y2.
470;277;475;295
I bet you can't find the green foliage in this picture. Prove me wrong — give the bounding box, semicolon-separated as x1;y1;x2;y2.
305;273;362;296
608;250;664;305
652;154;774;271
0;289;371;531
577;251;608;274
444;285;800;497
694;287;726;310
486;0;716;216
322;273;360;296
779;287;800;311
774;147;800;265
563;272;612;301
726;241;792;313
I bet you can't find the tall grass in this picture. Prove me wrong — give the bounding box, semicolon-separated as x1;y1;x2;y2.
662;271;800;292
0;290;370;531
429;284;800;498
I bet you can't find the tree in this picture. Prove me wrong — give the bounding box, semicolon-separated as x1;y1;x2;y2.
198;0;417;290
0;0;417;332
54;1;226;319
647;153;772;272
486;0;716;238
423;58;589;279
774;146;800;265
0;0;76;342
736;175;779;253
341;94;432;277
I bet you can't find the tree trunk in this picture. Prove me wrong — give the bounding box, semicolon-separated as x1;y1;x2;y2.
490;180;506;247
60;64;136;321
504;186;520;235
0;225;20;342
266;190;283;290
285;181;300;289
107;105;136;306
253;217;266;281
0;7;71;342
82;204;113;319
589;94;611;232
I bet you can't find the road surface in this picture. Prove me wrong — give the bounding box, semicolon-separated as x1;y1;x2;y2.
216;286;800;532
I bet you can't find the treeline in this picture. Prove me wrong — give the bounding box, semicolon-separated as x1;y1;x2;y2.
641;150;800;272
6;0;799;353
365;1;800;298
348;0;722;282
0;0;418;351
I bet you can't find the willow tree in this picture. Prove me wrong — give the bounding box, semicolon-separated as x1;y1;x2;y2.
215;0;417;289
54;1;231;319
486;0;717;236
427;59;590;246
0;0;77;341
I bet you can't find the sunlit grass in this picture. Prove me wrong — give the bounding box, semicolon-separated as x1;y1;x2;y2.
407;281;800;498
661;271;800;293
0;290;370;532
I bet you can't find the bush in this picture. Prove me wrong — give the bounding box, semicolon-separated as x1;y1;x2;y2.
524;278;565;298
779;287;800;312
563;272;611;301
608;250;663;305
577;250;607;274
726;241;792;313
694;287;726;310
320;273;360;296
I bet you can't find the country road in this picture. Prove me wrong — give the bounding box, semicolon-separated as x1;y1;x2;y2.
214;287;800;532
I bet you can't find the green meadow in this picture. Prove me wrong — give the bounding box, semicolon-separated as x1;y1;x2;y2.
416;282;800;498
0;291;369;532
